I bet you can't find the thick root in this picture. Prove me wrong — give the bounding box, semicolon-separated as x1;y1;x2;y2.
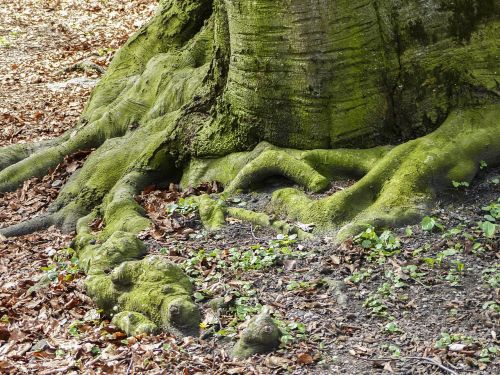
194;194;312;239
185;105;500;241
182;141;390;192
224;149;330;194
232;311;282;359
273;105;500;239
0;213;56;238
75;232;200;336
0;136;66;171
111;311;159;336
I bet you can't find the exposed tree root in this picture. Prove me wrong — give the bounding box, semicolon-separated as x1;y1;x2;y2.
232;311;281;359
272;106;500;239
1;0;499;350
1;105;498;340
194;195;312;239
0;136;67;171
181;106;500;243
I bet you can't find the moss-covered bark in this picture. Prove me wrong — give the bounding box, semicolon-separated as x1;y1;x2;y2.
1;0;499;346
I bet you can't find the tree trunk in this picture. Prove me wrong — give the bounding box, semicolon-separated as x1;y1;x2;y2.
1;0;499;351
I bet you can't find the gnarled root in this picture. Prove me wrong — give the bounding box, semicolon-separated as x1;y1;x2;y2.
273;105;500;239
76;231;199;336
185;105;500;240
1;0;498;346
232;310;282;359
182;141;390;191
194;195;312;239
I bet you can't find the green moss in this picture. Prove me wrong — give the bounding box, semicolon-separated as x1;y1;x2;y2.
225;149;329;194
81;255;200;336
227;207;270;228
182;142;391;192
110;256;200;336
232;312;281;359
85;275;120;312
112;311;159;336
195;194;226;231
77;231;146;275
272;104;500;241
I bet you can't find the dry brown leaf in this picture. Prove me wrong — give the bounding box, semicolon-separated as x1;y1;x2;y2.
297;353;314;365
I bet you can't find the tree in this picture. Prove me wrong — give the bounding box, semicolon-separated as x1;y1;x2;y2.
0;0;499;353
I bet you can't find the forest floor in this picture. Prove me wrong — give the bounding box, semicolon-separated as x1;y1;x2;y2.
0;1;498;374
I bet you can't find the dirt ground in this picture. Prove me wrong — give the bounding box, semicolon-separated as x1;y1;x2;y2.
0;1;498;374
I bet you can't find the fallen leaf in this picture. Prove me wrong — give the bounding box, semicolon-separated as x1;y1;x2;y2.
448;343;466;351
297;353;314;365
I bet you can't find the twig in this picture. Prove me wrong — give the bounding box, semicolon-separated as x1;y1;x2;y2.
413;278;430;288
250;224;264;241
406;357;459;375
125;356;134;375
352;355;459;375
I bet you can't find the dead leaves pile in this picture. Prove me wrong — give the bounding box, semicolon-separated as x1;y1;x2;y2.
0;0;156;146
137;182;220;241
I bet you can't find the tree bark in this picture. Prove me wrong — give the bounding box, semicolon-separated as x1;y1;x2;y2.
0;0;499;348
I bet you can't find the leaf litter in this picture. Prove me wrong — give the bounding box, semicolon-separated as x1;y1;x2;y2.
1;1;499;374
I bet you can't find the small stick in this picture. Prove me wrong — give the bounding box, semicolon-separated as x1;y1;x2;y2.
125;357;134;375
250;224;264;241
352;355;459;375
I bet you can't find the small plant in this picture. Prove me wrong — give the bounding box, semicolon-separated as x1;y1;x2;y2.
478;221;497;238
363;294;388;317
402;265;426;281
452;180;469;188
420;216;444;232
442;225;465;238
286;280;312;291
384;321;403;334
228;234;304;271
68;320;83;338
345;268;373;284
479;346;498;364
90;346;101;356
444;269;461;286
482;301;500;313
384;270;407;288
435;332;474;349
231;283;261;322
388;344;401;358
482;199;499;222
471;241;485;254
362;271;409;318
41;247;81;283
478;199;499;238
276;319;307;346
0;36;10;47
482;267;499;289
435;248;459;267
422;247;463;273
167;197;198;216
479;160;488;170
354;226;400;264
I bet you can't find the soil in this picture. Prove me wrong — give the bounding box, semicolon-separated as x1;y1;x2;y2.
0;1;498;374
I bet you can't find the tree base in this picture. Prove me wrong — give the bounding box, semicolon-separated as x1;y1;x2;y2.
1;105;498;341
